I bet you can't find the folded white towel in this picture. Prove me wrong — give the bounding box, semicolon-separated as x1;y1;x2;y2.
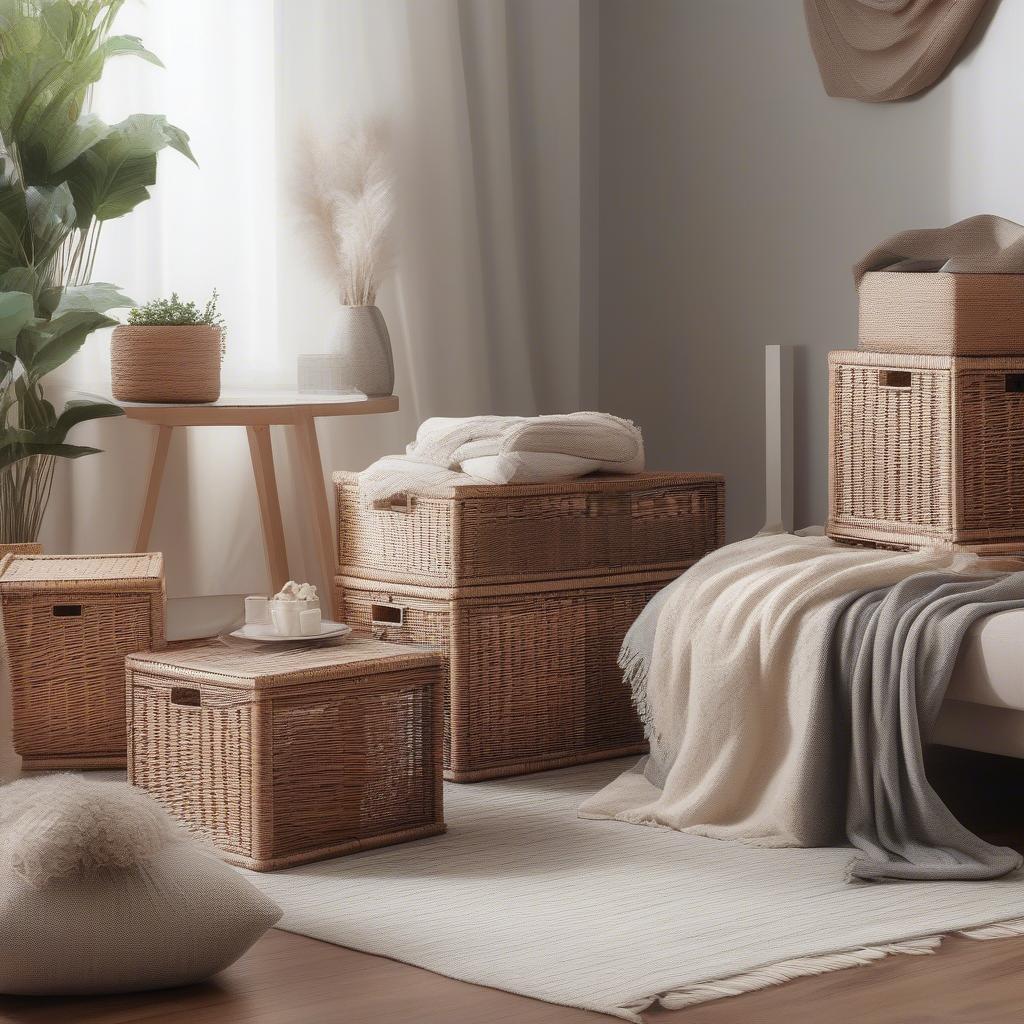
360;412;644;506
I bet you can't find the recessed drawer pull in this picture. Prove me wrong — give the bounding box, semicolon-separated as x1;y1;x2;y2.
878;370;912;389
371;603;405;627
52;604;82;617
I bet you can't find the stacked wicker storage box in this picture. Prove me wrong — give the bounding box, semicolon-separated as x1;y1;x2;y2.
336;471;725;781
828;272;1024;552
0;553;165;769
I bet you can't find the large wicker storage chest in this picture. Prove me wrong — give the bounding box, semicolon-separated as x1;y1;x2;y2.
341;570;681;781
128;638;446;871
827;349;1024;552
0;553;165;770
337;470;724;781
336;471;724;587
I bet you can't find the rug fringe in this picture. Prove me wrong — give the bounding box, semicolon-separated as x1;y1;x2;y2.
616;936;942;1016
960;916;1024;941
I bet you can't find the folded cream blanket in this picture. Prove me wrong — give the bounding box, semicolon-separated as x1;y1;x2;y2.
360;413;644;507
579;531;1022;856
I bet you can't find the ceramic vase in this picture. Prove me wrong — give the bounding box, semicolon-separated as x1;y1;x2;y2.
297;304;395;397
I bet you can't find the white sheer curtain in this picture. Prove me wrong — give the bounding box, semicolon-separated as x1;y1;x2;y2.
32;0;589;600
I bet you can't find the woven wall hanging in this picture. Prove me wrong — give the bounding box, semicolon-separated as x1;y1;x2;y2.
804;0;990;102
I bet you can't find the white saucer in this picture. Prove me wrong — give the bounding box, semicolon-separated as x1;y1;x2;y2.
230;620;353;643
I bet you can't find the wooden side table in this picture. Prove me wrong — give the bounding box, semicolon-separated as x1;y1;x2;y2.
104;391;398;619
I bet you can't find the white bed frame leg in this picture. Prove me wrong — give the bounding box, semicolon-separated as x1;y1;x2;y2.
764;345;794;533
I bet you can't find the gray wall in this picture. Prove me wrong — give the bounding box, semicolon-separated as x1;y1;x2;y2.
597;0;1018;539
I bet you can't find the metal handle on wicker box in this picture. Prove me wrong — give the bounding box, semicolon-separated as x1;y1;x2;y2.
51;604;82;617
1006;374;1024;394
371;601;405;639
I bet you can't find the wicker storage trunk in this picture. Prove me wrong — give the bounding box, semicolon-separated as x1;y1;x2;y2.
127;638;446;871
858;272;1024;356
339;571;678;782
828;350;1024;552
0;553;165;770
336;471;724;588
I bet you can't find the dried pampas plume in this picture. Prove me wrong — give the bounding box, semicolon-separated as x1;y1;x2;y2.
293;119;395;306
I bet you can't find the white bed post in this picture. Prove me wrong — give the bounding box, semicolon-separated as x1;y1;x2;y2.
764;345;794;533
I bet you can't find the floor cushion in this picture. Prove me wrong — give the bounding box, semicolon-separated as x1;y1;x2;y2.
0;774;282;995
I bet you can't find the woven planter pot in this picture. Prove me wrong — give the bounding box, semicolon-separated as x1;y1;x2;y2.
111;325;222;403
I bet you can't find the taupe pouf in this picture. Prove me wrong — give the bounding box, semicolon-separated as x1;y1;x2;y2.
0;774;282;995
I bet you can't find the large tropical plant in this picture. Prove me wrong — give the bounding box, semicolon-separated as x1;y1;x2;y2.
0;0;194;541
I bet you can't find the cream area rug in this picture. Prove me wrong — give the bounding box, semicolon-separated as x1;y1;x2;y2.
244;759;1024;1021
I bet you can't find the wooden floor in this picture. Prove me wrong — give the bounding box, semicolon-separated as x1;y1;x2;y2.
3;747;1023;1024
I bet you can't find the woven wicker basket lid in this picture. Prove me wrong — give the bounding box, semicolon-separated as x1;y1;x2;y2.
127;636;444;690
334;469;723;499
0;553;164;592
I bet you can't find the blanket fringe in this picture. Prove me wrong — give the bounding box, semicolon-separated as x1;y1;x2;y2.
960;916;1024;940
616;936;941;1018
614;916;1024;1019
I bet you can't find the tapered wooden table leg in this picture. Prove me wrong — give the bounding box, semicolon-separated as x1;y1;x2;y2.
246;425;290;594
292;415;339;619
135;424;173;552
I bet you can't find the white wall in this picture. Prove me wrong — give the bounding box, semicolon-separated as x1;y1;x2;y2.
597;0;1017;539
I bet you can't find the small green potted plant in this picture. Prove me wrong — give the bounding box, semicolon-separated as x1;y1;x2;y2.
112;292;226;403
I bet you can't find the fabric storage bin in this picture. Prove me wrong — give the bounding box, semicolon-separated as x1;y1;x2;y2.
827;350;1024;552
339;571;678;782
127;638;446;871
858;272;1024;355
0;553;165;770
335;471;724;588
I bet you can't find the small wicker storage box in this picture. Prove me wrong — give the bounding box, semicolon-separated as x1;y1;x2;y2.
340;571;678;782
336;471;724;588
127;638;445;871
828;350;1024;552
0;553;165;770
858;272;1024;356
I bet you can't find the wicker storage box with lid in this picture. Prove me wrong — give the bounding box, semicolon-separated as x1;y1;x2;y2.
339;570;681;782
127;637;445;871
858;272;1024;356
335;471;724;588
827;349;1024;552
0;552;165;770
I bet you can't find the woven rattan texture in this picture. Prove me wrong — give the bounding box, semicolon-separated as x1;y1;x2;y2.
828;350;1024;552
858;272;1024;356
111;325;222;403
127;639;445;871
335;472;724;588
0;554;165;769
0;552;163;586
340;573;676;782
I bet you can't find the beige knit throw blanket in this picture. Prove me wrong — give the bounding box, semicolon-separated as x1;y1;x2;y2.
855;214;1024;281
359;412;643;507
804;0;990;103
579;531;1016;849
